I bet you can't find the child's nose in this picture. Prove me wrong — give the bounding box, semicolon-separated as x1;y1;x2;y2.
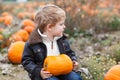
63;25;66;29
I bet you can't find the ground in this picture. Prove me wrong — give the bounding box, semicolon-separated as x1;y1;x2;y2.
0;63;30;80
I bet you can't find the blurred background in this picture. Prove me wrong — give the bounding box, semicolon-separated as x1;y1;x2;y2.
0;0;120;80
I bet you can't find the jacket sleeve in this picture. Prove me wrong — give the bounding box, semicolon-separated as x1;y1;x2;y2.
22;42;42;79
63;39;78;61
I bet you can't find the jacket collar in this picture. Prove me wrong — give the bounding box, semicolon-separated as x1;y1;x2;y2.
28;28;67;45
37;29;62;42
28;28;42;45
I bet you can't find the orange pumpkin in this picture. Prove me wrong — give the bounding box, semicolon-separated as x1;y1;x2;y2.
23;26;35;34
0;17;5;22
22;19;35;28
1;12;9;17
17;12;26;19
4;15;13;25
44;54;73;76
0;34;3;40
104;65;120;80
8;41;25;64
16;29;29;42
17;12;31;19
9;34;23;42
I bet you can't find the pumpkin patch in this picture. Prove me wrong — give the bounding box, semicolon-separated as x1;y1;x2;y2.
43;54;73;76
0;0;120;80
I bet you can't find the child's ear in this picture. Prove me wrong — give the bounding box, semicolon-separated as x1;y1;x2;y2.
46;24;53;31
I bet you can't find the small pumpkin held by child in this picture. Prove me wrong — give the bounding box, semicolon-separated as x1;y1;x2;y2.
43;54;73;76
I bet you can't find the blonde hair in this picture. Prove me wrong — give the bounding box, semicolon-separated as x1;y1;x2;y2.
34;4;66;33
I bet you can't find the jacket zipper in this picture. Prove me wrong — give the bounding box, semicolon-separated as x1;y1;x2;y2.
51;41;53;49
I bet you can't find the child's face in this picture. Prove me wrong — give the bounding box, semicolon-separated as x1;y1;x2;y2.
51;19;66;37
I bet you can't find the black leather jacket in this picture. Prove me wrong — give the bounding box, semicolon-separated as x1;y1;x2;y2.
22;29;77;80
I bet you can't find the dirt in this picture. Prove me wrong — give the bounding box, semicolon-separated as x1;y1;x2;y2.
0;63;30;80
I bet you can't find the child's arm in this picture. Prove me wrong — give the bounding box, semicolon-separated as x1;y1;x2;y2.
63;39;79;70
63;39;78;61
22;42;42;79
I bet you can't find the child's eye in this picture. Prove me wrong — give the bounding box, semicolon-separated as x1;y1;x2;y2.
60;23;64;26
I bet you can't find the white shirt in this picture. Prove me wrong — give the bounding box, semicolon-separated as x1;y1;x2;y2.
37;29;60;56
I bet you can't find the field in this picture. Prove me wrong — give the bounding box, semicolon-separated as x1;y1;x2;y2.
1;0;120;80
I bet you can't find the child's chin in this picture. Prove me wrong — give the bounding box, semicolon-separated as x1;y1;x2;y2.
60;34;63;36
57;34;63;37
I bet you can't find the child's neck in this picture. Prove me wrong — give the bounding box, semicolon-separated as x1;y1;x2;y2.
43;32;54;41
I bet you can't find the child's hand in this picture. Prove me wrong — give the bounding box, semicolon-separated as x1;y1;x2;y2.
73;61;79;71
40;68;52;79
